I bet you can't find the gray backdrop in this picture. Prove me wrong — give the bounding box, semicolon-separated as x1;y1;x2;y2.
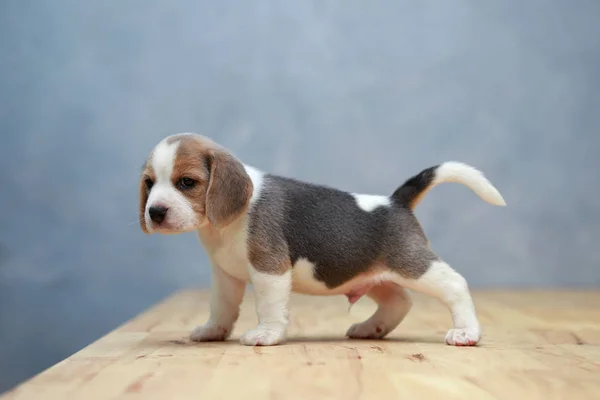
1;0;599;392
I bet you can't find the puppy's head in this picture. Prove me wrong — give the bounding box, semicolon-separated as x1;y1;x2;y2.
139;133;253;234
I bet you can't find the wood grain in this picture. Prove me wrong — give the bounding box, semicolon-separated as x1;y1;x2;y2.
2;289;600;399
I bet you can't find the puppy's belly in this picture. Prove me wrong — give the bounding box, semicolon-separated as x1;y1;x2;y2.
291;258;387;300
213;252;391;302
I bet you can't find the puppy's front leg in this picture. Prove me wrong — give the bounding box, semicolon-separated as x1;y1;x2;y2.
190;262;246;342
240;266;291;346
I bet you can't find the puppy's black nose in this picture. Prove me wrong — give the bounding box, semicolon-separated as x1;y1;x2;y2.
149;205;168;223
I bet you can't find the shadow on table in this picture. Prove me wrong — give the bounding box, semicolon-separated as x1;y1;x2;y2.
148;334;444;348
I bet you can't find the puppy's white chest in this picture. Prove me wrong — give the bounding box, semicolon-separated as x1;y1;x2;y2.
197;225;251;283
213;245;251;282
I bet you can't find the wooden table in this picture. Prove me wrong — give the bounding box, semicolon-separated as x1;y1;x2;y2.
2;289;600;399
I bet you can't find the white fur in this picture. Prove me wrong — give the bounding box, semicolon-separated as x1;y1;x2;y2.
434;162;506;206
240;268;292;346
151;139;179;181
352;193;391;212
145;139;196;232
243;164;265;205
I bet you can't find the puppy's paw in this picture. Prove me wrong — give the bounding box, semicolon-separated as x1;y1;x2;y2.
445;328;480;346
240;326;286;346
189;323;231;342
346;320;390;339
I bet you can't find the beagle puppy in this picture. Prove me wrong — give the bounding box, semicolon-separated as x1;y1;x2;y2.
139;133;506;346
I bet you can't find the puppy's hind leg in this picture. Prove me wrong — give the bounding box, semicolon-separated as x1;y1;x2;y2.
396;257;481;346
346;283;413;339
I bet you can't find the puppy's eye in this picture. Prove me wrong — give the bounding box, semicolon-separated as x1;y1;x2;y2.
178;177;196;190
144;178;154;190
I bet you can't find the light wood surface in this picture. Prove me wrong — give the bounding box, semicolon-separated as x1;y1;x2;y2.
3;289;600;399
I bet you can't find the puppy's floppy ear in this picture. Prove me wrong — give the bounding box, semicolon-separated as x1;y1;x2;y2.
139;173;149;234
205;149;253;228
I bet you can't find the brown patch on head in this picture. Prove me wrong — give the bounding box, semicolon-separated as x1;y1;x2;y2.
169;135;212;222
169;134;253;229
138;160;155;233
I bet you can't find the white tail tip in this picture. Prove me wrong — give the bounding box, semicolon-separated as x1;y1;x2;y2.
434;162;507;207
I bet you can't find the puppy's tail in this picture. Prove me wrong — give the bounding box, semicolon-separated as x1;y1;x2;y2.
391;162;506;210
